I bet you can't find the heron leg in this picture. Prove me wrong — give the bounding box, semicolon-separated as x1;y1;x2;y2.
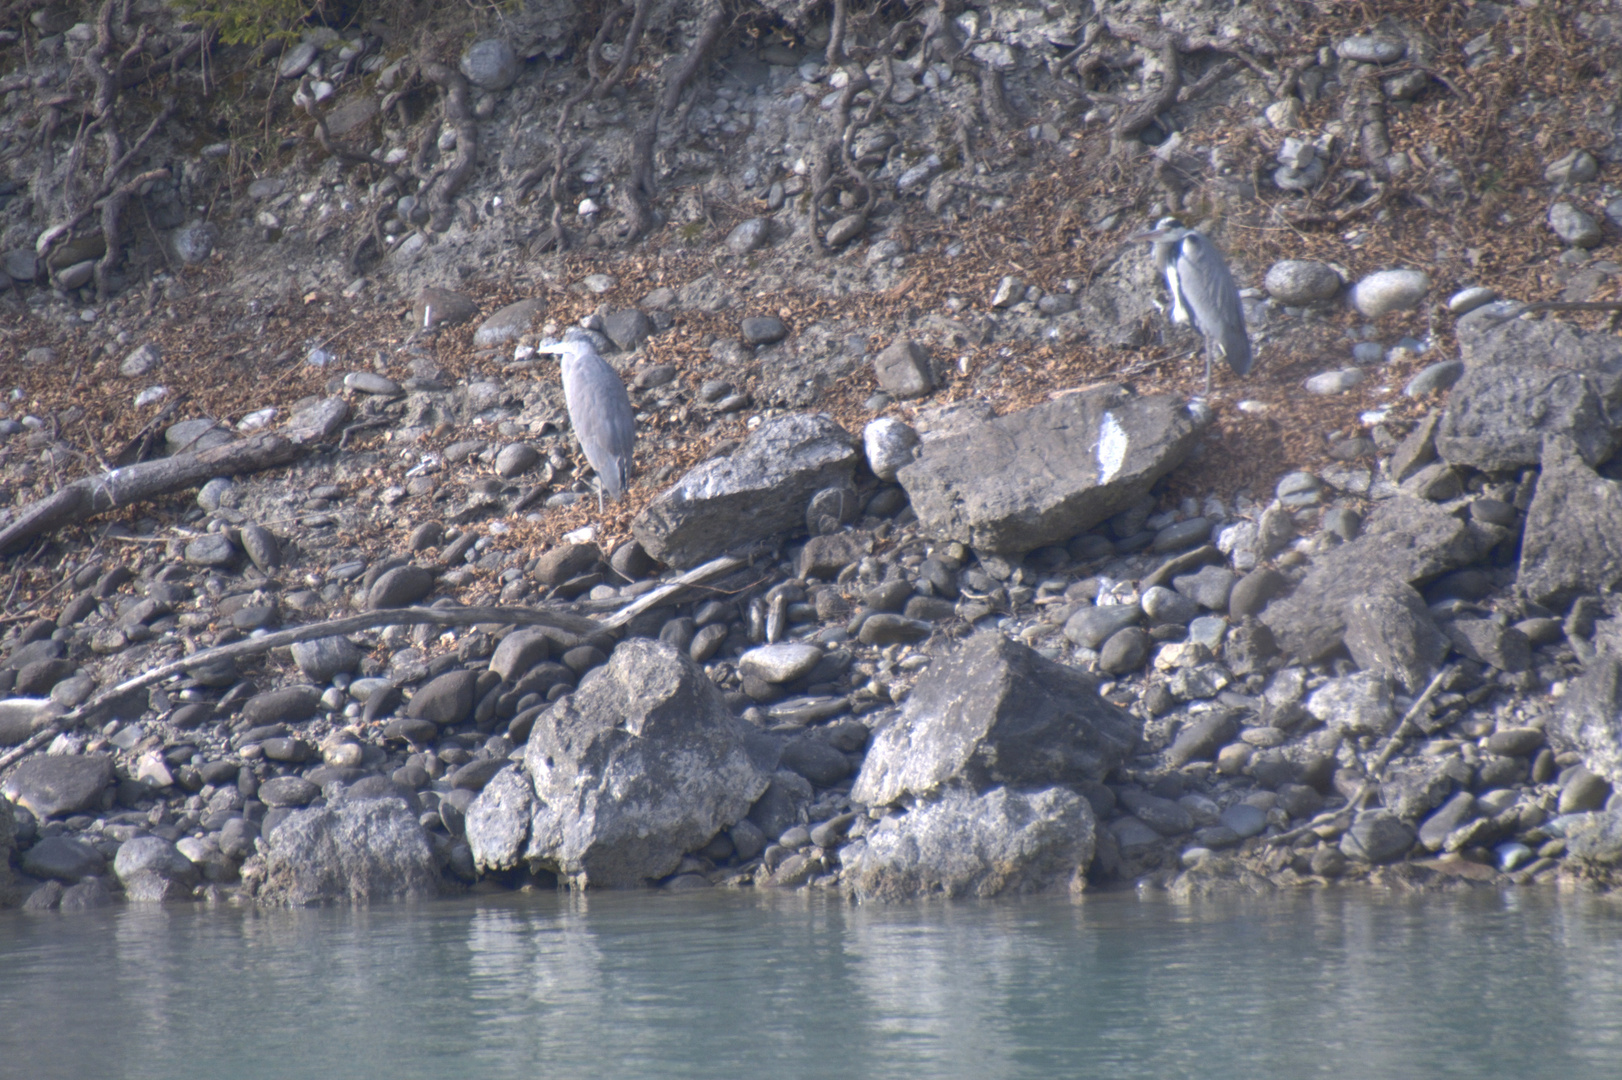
596;482;605;514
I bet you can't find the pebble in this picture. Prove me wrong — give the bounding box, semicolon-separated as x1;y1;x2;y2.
344;372;401;395
741;315;787;345
1545;150;1599;186
1065;604;1142;649
1336;36;1405;63
1276;471;1322;508
172;221;216;264
1549;202;1603;248
1448;286;1497;315
291;636;361;682
1351;342;1385;364
739;643;823;684
459;38;519;91
184;534;237;567
1263;260;1341;305
1405;360;1465;398
726;218;768;254
1350;269;1430;316
258;776;319;808
862;418;920;481
120;343;161;377
1304;368;1363;395
494;443;540;478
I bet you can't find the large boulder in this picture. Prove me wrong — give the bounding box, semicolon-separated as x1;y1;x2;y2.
840;786;1095;901
1261;497;1496;662
632;414;860;568
896;386;1201;556
466;639;775;886
851;632;1139;807
1519;437;1622;607
0;753;114;818
255;797;440;904
1439;316;1622;471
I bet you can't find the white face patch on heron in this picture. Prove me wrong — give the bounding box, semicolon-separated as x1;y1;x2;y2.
1097;410;1128;484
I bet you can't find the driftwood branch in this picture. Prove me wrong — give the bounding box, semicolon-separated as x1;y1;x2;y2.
599;554;746;630
0;604;608;772
0;434;301;555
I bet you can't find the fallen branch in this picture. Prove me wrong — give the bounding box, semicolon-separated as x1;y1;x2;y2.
0;433;301;555
418;60;476;231
599;554;746;630
0;603;608;772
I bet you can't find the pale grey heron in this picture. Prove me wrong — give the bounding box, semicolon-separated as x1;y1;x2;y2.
537;337;636;510
1132;217;1253;396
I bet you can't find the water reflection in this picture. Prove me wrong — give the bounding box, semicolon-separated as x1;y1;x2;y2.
3;889;1621;1079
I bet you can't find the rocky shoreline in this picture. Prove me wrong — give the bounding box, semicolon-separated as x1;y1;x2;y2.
9;1;1622;907
8;296;1622;908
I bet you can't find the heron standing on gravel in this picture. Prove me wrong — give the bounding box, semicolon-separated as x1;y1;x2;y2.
537;337;635;511
1132;217;1253;396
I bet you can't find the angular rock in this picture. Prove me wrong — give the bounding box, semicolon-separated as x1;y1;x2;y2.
725;217;768;254
1418;791;1478;851
256;797;441;904
632;414;860;568
798;531;871;580
739;643;823;685
474;298;545;347
1554;808;1622;865
1444;619;1530;673
466;639;774;886
851;632;1139;807
872;338;934;399
897;386;1201;556
1379;759;1455;821
291;636;361;682
1339;809;1416;864
840;786;1094;901
602;309;653;352
1261;496;1494;661
1549;202;1603;248
1165;711;1238;767
1343;582;1448;693
284;397;349;445
1;754;113;818
1305;672;1397;737
1520;437;1622;606
413;287;478;330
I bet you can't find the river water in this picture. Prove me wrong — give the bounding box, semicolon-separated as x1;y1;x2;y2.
3;888;1620;1079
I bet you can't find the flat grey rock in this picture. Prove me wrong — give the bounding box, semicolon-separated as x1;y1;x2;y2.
1263;260;1341;304
1;754;114;818
474;298;544;347
632;413;859;568
114;835;199;886
898;385;1201;556
20;836;106;882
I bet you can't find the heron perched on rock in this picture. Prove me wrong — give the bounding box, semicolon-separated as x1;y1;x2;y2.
537;336;636;511
1132;217;1253;396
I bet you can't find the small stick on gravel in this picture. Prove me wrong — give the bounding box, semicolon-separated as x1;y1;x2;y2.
1267;664;1453;847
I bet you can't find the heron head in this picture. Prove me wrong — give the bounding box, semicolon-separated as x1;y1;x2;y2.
1130;216;1190;243
535;337;597;364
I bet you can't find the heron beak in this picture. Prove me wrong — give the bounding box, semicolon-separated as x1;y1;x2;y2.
1130;227;1175;242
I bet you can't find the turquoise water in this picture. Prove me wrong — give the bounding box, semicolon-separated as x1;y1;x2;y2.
3;888;1620;1079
